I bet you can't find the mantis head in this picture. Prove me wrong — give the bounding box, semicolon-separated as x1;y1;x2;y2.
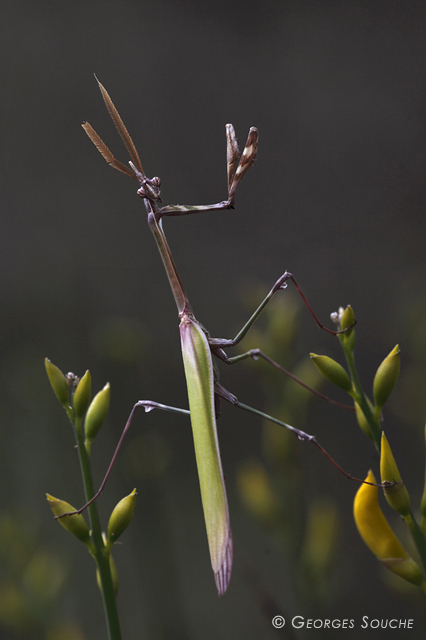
128;161;162;202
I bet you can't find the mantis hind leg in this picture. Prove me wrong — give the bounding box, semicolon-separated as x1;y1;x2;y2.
213;381;384;489
217;348;354;411
56;401;190;518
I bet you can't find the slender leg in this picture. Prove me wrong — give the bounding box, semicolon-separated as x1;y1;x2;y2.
205;272;355;409
209;272;352;355
158;200;234;217
157;126;259;217
56;401;190;518
236;401;369;483
225;348;354;411
58;387;387;521
214;382;385;488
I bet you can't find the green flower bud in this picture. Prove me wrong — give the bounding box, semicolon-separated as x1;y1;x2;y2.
340;305;355;332
107;489;137;545
373;345;400;411
380;433;410;517
45;359;69;408
354;398;375;441
381;557;424;587
46;494;90;545
84;383;111;443
73;370;91;418
310;354;352;393
339;305;356;350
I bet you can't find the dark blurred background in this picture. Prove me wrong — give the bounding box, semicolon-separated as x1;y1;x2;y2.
2;1;426;638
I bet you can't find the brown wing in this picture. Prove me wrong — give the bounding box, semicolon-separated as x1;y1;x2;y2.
95;76;144;175
82;121;136;178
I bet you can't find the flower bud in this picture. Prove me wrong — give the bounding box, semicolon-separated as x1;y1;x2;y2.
45;359;70;408
380;432;411;516
354;398;375;441
310;354;352;393
84;383;111;443
353;471;423;586
339;306;356;349
73;370;91;418
381;557;424;585
373;345;400;411
107;489;137;545
46;494;90;545
339;305;355;333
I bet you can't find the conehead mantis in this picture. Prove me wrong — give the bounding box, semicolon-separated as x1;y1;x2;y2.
64;78;380;596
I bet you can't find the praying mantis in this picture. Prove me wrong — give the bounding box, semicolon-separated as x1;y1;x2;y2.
72;78;366;596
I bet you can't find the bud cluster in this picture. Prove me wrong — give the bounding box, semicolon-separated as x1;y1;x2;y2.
45;359;137;600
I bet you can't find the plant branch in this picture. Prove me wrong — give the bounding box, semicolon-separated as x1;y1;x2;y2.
71;415;122;640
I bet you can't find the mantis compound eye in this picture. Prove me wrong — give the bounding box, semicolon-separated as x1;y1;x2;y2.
137;178;162;201
137;186;148;198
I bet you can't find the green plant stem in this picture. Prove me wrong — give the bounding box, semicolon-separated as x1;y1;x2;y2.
420;511;426;535
339;337;382;450
404;510;426;576
72;416;122;640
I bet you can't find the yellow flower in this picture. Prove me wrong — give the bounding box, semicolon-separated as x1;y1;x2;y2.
353;471;423;586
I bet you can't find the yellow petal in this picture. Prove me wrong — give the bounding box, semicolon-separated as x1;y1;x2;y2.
353;470;407;560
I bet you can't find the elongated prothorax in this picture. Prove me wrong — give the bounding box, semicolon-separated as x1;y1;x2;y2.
179;314;232;595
